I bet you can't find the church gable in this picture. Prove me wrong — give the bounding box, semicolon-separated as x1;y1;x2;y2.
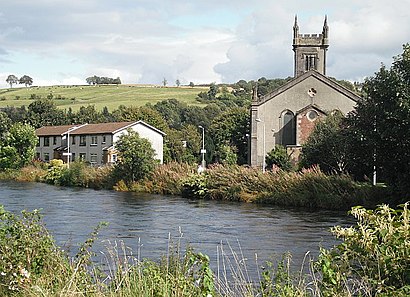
254;70;360;112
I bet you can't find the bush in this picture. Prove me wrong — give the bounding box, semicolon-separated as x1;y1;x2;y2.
59;161;113;189
138;162;196;195
317;203;410;296
0;206;69;294
43;159;66;185
265;145;292;171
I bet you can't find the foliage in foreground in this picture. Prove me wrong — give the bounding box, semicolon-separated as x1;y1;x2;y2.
1;203;409;296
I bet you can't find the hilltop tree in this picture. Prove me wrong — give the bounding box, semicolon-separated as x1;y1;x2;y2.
189;82;195;88
86;75;121;85
19;75;33;87
6;75;18;88
207;83;218;100
162;77;167;87
175;79;181;87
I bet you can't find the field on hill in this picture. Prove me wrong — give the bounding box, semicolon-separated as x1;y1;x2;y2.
0;84;208;111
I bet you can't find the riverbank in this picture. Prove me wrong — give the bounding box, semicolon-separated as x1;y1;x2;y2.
1;203;408;296
0;161;391;210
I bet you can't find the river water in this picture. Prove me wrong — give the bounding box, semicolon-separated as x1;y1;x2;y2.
0;180;353;276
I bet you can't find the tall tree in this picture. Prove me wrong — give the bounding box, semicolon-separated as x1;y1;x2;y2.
113;129;158;183
209;107;250;165
27;99;66;128
153;99;186;129
349;44;410;194
0;123;37;169
19;75;33;87
300;112;350;174
0;112;12;141
6;75;18;88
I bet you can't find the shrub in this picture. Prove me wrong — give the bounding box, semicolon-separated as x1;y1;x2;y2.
0;206;69;294
317;203;410;296
59;162;113;189
43;159;66;185
265;145;293;171
140;162;196;195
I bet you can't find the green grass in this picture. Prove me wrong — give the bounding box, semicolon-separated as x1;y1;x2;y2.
0;85;208;111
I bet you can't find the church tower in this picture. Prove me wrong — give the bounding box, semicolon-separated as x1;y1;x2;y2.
293;16;329;77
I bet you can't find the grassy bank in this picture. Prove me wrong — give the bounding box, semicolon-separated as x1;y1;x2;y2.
1;204;409;296
2;161;390;210
0;85;207;111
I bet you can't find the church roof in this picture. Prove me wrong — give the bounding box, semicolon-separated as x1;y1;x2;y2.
252;70;361;107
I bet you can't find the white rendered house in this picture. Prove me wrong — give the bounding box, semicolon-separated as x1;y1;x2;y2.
35;121;165;165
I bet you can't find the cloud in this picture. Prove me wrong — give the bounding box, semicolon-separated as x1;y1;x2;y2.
214;0;410;82
0;0;409;86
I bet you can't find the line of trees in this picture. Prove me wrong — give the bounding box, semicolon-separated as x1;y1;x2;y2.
85;76;121;85
1;44;409;200
301;44;410;200
5;74;33;88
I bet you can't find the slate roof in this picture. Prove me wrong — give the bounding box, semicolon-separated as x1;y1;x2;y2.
35;124;79;136
35;121;166;136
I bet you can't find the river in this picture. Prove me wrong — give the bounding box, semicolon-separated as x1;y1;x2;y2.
0;180;353;276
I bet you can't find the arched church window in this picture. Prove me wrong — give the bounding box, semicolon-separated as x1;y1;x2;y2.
281;110;296;145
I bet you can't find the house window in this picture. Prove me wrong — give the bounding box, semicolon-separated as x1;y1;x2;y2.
80;135;86;146
36;138;40;147
36;152;40;159
43;153;50;162
53;136;57;145
71;153;75;161
91;136;98;146
112;154;117;163
102;135;106;144
79;153;86;161
90;153;97;165
72;136;76;145
44;137;50;147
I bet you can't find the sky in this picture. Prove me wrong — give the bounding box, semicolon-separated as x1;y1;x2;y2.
0;0;410;88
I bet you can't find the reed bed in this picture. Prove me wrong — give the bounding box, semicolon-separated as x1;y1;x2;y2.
2;161;388;210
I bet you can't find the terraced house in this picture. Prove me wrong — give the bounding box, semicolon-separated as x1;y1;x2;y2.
35;121;165;165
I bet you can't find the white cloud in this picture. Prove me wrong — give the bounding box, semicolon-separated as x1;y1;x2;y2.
0;0;409;86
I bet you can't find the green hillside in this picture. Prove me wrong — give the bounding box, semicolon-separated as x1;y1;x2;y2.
0;84;208;111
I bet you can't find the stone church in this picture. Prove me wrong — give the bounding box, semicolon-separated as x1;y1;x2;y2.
250;16;361;168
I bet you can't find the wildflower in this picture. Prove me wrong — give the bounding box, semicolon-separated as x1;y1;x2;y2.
20;267;30;279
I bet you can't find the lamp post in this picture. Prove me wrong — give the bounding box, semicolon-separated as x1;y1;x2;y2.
67;129;71;168
255;118;265;173
63;127;77;168
198;125;206;169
